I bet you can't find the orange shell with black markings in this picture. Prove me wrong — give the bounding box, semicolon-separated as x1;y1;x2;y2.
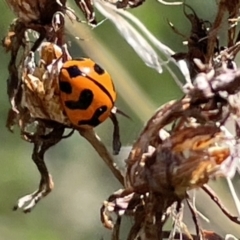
59;58;117;128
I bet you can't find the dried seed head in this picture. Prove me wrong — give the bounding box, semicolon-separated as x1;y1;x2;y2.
6;0;65;24
6;0;98;26
126;125;231;198
21;42;71;126
144;126;230;197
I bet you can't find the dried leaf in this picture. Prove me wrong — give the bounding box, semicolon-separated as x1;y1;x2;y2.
95;0;163;73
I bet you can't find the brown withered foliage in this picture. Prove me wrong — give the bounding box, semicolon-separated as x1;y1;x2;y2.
3;0;94;120
2;2;124;212
3;0;240;239
170;4;215;78
101;68;240;238
171;1;240;79
101;65;240;239
5;0;97;27
101;2;240;240
4;40;124;213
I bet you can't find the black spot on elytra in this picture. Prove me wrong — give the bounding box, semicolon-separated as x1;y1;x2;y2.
94;64;105;75
78;105;108;127
59;81;72;94
66;65;82;78
84;75;114;104
65;89;93;110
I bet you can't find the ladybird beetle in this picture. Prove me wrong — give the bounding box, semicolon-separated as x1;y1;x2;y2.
59;58;117;128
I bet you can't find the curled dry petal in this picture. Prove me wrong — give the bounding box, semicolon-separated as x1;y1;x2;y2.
21;43;71;125
95;0;163;73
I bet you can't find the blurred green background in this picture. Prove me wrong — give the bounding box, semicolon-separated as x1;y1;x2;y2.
0;0;240;239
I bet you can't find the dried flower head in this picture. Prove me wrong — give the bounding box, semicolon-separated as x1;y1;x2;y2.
21;43;71;126
5;0;96;26
101;62;240;238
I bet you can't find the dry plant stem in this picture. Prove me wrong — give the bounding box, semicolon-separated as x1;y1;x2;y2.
112;217;121;240
162;231;224;240
125;194;182;240
202;185;240;224
226;177;240;217
13;126;65;212
126;202;147;240
144;195;181;240
143;193;159;239
227;0;240;47
206;0;240;61
78;128;124;185
6;22;25;106
157;0;182;5
186;199;203;240
206;0;226;62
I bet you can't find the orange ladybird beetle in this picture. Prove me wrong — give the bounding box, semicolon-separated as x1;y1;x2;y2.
59;58;116;128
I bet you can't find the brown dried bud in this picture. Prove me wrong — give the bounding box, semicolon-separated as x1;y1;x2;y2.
144;126;230;197
126;125;230;198
21;42;71;126
6;0;97;26
6;0;65;24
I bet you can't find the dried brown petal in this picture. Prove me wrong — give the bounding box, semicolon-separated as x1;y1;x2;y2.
21;42;71;125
